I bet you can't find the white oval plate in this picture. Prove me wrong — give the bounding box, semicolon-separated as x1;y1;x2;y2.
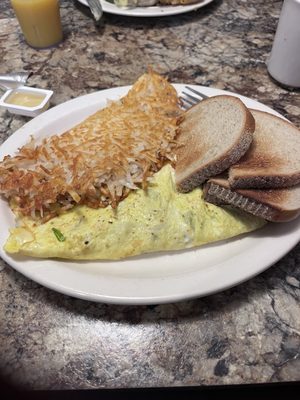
0;84;299;305
77;0;214;17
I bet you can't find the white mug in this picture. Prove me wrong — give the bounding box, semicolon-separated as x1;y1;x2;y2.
267;0;300;88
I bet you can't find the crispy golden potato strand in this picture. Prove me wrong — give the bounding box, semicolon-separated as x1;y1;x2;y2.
0;71;183;220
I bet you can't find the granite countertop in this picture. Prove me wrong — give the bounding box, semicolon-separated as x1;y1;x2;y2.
1;0;300;391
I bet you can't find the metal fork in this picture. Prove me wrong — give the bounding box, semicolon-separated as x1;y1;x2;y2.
180;86;209;109
86;0;103;22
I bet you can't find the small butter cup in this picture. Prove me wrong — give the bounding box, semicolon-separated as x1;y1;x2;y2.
0;86;53;117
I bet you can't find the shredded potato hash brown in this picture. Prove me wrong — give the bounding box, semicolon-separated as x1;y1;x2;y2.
0;71;183;220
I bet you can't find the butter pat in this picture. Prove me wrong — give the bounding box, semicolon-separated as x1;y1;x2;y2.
0;86;53;117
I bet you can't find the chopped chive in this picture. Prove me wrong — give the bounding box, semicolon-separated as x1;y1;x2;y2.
52;228;66;242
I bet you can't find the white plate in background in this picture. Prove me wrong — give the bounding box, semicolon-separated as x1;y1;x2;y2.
77;0;214;17
0;84;299;305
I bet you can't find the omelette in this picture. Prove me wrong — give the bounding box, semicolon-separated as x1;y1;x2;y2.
1;71;265;260
5;165;265;260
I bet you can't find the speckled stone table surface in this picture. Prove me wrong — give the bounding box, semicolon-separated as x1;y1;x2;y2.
1;0;300;391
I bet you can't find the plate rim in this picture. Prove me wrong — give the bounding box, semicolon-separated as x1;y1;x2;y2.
77;0;214;17
0;83;299;305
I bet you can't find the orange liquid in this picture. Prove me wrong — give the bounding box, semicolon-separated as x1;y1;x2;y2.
11;0;63;49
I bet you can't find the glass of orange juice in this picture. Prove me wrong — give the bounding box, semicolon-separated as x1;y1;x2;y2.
10;0;63;49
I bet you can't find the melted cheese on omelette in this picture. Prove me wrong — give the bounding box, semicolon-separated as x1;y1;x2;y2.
5;165;265;260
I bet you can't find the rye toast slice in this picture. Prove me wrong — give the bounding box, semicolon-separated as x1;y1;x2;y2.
204;177;300;222
229;110;300;189
175;95;255;192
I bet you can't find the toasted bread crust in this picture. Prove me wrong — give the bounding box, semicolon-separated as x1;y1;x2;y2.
229;173;300;189
229;110;300;189
175;95;255;192
204;179;300;222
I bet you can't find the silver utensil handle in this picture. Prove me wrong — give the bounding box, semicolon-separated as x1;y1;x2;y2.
86;0;103;21
0;72;32;90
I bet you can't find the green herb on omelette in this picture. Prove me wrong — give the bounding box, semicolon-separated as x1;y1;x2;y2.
52;228;66;242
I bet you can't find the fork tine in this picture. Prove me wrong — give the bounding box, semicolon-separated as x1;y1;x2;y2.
182;91;202;104
180;96;197;108
180;104;190;110
179;86;209;110
184;86;209;100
